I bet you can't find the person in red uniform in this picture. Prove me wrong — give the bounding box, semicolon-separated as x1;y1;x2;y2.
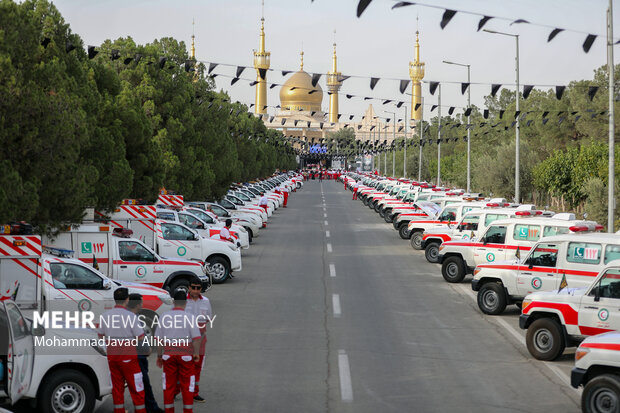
156;290;201;413
352;181;360;200
219;219;234;242
185;277;213;403
282;185;289;207
259;195;269;212
98;288;146;413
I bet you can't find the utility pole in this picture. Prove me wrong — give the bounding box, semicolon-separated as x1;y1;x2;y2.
608;0;615;232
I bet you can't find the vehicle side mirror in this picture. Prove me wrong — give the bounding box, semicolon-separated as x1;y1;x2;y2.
594;285;601;302
482;237;487;245
32;324;45;337
528;259;533;270
194;233;201;241
102;279;112;290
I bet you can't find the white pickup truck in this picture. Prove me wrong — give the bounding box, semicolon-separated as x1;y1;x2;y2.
473;230;610;315
0;296;112;413
571;331;620;411
520;261;620;361
44;222;209;292
438;214;594;284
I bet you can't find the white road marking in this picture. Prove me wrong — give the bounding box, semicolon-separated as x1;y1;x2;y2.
324;213;328;218
338;350;354;402
329;264;336;277
327;243;333;253
325;220;329;226
332;294;341;317
454;284;578;393
326;230;331;238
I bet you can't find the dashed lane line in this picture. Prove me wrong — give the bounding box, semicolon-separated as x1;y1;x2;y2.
326;230;331;238
332;294;341;317
329;264;336;277
327;243;333;253
325;220;329;226
338;350;354;402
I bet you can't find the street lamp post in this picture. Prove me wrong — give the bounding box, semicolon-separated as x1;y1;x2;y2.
607;0;615;232
384;110;397;177
404;105;408;178
443;60;471;192
437;84;441;186
484;29;520;203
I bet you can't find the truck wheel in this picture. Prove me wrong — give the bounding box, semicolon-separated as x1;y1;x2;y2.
410;231;423;250
169;278;189;294
379;208;386;218
582;374;620;413
374;202;381;213
398;224;410;240
39;370;95;413
441;256;466;283
424;242;441;263
477;282;507;315
384;211;393;223
208;256;230;284
526;318;566;361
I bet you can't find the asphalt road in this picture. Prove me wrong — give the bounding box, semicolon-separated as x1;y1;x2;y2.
96;179;581;412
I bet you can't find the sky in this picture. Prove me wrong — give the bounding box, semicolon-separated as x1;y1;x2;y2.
51;0;620;122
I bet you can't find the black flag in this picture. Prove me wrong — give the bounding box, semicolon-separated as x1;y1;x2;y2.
440;10;457;29
400;79;410;94
370;77;379;90
555;86;566;100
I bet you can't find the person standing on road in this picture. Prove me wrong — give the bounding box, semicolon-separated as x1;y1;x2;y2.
352;181;360;200
98;287;147;413
282;185;289;208
185;277;213;404
219;219;234;243
157;290;201;413
128;293;164;413
259;194;269;212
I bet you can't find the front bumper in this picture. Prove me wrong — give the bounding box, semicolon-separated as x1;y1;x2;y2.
518;314;529;330
571;367;587;388
471;278;481;291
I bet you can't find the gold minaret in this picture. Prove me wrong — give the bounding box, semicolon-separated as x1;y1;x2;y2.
253;1;270;115
190;20;198;82
409;30;425;122
327;32;342;124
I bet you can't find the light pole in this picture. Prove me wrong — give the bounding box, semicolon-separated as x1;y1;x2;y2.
443;60;471;192
404;105;408;178
608;0;615;232
437;84;441;186
384;110;397;177
484;29;520;203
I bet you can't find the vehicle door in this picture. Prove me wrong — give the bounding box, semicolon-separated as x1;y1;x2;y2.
46;261;112;314
516;242;560;296
3;301;34;403
158;222;202;261
454;214;480;241
116;240;162;284
474;224;508;265
578;268;620;336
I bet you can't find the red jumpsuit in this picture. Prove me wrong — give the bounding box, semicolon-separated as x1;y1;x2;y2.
98;306;146;413
157;308;201;413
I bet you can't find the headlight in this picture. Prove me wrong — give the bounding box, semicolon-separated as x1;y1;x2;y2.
521;299;531;311
473;268;482;276
439;245;445;252
575;347;590;361
227;243;238;251
159;294;173;305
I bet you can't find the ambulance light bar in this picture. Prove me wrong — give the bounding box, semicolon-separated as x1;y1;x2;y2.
569;225;590;232
595;224;605;231
112;228;133;238
515;210;543;216
121;199;149;206
1;222;34;235
43;246;74;258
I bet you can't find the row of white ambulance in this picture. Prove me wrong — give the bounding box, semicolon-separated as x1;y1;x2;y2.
0;172;303;413
344;172;620;413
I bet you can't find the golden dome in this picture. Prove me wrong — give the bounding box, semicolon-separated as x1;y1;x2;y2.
280;66;323;112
